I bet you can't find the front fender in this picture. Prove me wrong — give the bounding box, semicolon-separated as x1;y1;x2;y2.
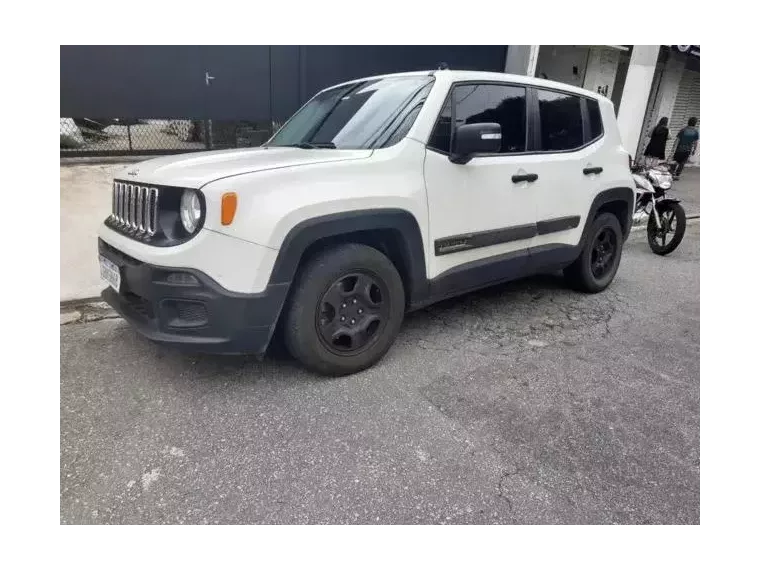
267;208;429;305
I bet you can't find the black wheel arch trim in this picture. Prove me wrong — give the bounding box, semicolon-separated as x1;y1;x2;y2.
581;186;635;244
268;208;429;306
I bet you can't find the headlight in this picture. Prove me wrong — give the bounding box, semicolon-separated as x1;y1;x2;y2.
648;170;672;189
180;190;202;233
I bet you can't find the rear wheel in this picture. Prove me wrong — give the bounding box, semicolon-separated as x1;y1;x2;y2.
647;202;686;255
564;212;623;293
283;243;405;376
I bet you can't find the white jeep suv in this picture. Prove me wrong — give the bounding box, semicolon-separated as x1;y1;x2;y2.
98;69;634;375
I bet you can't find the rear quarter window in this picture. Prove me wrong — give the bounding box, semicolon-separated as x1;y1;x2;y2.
587;98;604;141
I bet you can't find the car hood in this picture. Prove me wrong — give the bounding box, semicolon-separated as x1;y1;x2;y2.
115;146;374;188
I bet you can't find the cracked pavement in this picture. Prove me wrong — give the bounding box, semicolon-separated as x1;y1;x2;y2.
61;223;700;524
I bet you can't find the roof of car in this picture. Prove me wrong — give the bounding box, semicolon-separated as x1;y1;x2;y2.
325;69;604;100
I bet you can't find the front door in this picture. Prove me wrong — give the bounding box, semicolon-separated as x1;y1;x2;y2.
424;82;538;289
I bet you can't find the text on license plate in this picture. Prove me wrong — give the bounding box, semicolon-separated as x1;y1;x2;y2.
99;255;121;292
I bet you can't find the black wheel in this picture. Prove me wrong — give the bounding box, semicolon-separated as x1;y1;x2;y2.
283;243;405;376
564;212;623;293
647;202;686;255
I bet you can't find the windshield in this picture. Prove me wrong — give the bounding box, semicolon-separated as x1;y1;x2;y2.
267;76;434;150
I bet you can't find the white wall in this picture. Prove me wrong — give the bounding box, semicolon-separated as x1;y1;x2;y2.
582;47;620;98
616;45;660;155
535;46;589;86
504;45;539;76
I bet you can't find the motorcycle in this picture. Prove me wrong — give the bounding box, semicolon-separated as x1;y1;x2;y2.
631;159;686;255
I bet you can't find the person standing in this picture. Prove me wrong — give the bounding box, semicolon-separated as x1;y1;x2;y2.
673;117;699;179
644;117;669;167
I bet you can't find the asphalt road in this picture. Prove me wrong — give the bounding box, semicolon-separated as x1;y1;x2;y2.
61;224;700;524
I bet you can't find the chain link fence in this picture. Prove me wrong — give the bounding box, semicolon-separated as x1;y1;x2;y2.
60;118;274;156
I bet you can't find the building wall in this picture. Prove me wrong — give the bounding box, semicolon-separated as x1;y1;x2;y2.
60;45;507;123
634;48;703;162
528;45;698;162
582;47;620;98
655;53;686;123
535;46;621;98
534;46;590;86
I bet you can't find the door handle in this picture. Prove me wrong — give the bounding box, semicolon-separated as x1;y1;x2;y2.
583;166;603;175
512;173;538;183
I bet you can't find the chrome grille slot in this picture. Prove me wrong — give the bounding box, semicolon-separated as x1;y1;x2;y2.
110;182;159;238
121;183;127;228
113;182;121;226
148;188;159;236
129;184;137;230
136;186;144;232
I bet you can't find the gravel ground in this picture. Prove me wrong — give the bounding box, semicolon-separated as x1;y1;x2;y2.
61;223;700;524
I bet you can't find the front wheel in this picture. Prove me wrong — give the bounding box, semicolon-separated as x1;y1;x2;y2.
283;243;405;376
647;202;686;255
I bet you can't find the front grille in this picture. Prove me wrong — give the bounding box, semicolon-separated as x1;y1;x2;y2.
109;182;159;237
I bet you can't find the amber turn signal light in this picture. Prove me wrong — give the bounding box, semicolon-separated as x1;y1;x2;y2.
221;192;237;226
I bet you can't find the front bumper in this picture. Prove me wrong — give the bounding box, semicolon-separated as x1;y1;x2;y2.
99;239;289;355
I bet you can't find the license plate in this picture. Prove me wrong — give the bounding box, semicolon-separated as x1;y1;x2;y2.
99;255;121;292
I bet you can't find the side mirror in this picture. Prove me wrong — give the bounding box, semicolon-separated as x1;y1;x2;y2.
450;123;501;164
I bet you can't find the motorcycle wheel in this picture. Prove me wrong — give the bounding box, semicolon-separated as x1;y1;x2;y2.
647;202;686;255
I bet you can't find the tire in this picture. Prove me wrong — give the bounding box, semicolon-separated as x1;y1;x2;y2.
283;243;405;376
647;202;686;255
564;212;623;293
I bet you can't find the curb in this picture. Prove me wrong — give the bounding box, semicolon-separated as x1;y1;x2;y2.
60;299;119;326
60;296;102;309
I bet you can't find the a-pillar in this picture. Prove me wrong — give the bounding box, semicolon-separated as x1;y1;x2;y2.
616;45;660;155
504;45;540;76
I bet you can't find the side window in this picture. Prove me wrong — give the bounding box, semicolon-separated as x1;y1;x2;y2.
587;98;603;140
536;89;584;151
428;83;527;154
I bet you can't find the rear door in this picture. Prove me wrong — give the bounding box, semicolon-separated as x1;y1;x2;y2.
526;89;611;261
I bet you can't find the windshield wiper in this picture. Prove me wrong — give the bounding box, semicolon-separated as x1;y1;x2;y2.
284;142;336;149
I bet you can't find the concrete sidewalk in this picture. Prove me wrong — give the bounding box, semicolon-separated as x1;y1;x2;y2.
671;167;700;217
59;161;700;303
61;163;129;302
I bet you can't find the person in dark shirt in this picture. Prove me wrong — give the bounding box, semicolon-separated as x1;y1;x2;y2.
644;117;669;167
673;117;699;178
